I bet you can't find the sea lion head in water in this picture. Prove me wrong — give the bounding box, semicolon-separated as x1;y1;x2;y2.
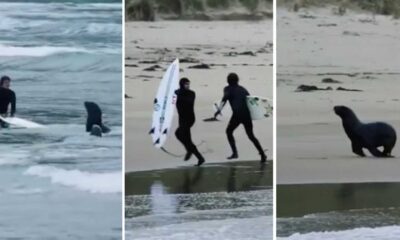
84;101;110;137
334;105;396;158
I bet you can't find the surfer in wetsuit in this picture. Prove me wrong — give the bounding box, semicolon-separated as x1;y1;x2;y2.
0;76;16;128
175;78;205;166
215;73;267;163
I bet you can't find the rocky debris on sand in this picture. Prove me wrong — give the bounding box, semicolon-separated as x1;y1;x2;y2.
224;51;257;57
139;60;158;64
296;85;333;92
125;64;138;67
180;57;200;63
299;14;316;19
317;23;337;27
321;78;342;84
137;75;155;78
188;63;210;69
177;47;201;51
209;63;227;67
318;72;359;77
143;65;162;71
343;31;360;36
359;18;376;24
337;87;362;92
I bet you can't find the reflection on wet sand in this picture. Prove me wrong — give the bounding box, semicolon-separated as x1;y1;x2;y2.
125;161;273;240
126;160;272;195
278;182;400;217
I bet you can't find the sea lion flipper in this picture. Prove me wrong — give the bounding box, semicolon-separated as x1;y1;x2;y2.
90;124;102;137
367;147;386;158
101;125;111;133
351;142;365;157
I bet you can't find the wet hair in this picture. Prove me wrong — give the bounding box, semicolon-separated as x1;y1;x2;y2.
227;73;239;86
0;75;10;86
179;77;190;88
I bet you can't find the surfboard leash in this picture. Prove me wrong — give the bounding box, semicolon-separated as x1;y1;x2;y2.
159;140;209;158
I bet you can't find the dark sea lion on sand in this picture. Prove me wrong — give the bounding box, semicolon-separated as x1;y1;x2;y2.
84;101;110;137
334;105;396;157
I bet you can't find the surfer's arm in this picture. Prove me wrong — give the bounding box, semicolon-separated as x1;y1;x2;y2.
214;90;228;117
10;92;16;117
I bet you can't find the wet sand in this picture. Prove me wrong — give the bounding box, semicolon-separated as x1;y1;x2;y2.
277;182;400;237
125;161;272;240
125;21;273;172
277;7;400;184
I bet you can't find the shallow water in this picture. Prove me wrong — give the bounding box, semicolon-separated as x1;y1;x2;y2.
126;161;272;240
0;1;122;239
277;183;400;239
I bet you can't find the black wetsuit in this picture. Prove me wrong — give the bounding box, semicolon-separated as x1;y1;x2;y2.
0;87;16;127
222;84;265;158
175;88;204;161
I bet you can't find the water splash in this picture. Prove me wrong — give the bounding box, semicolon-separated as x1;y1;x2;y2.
150;181;177;215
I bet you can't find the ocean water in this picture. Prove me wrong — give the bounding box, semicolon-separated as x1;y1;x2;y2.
0;1;122;239
125;161;273;240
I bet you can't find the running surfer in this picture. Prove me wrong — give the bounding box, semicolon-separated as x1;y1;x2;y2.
0;76;16;128
175;78;205;166
214;73;267;163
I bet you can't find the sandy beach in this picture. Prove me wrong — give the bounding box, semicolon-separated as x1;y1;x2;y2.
277;7;400;184
125;20;273;172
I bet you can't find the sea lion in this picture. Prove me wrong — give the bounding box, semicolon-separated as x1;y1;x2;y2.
334;105;396;157
84;101;110;137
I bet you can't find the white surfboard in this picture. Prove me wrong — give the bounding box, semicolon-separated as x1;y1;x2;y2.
246;96;273;120
0;116;46;128
149;58;180;148
213;95;273;120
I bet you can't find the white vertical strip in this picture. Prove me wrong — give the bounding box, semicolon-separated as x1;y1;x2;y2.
272;0;277;239
121;0;126;239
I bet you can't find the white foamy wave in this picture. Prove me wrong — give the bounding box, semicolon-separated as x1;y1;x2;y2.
0;150;29;166
0;17;51;30
126;216;272;240
0;44;89;57
87;23;121;35
150;182;177;215
24;166;121;194
9;187;47;195
279;226;400;240
82;3;122;10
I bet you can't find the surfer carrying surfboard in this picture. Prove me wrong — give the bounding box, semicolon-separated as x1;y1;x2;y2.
214;73;267;163
0;76;16;128
175;78;205;166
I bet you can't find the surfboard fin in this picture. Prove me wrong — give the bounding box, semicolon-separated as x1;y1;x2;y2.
149;127;155;134
154;138;160;145
163;128;168;134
